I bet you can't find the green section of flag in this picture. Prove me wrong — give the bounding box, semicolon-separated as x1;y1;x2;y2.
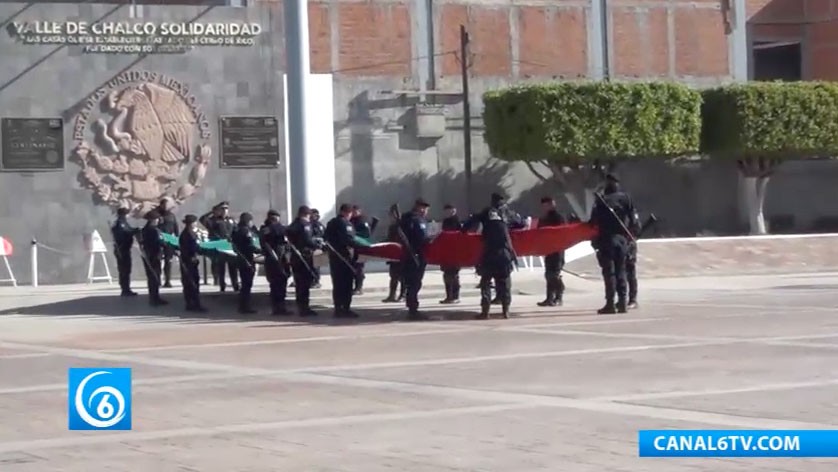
159;232;259;255
353;235;373;247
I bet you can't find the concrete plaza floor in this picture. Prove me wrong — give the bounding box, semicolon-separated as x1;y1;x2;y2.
0;271;836;471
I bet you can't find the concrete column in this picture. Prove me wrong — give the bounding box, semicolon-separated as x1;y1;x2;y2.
284;0;312;210
729;0;748;81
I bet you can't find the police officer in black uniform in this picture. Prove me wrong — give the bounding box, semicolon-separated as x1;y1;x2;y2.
439;204;462;304
350;205;371;295
537;197;567;307
324;203;361;318
231;212;259;314
310;208;325;288
111;207;139;297
155;198;179;288
381;205;405;303
399;198;431;321
179;214;206;312
200;202;239;292
259;210;291;315
139;210;167;306
286;206;321;317
463;193;525;319
589;174;637;314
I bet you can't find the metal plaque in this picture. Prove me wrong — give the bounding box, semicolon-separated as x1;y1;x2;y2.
1;118;64;171
219;116;281;168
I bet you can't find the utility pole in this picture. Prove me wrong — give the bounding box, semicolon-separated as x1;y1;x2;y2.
460;25;473;214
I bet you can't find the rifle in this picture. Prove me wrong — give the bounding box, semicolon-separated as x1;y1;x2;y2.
322;240;358;274
285;237;318;279
502;219;520;272
133;232;160;286
391;203;420;267
637;213;658;239
593;191;637;243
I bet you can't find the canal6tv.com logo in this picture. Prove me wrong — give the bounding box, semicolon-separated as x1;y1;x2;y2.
68;368;132;430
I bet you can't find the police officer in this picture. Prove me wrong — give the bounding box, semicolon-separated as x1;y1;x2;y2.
324;203;361;318
589;174;637;314
350;205;371;295
310;208;325;288
179;214;206;312
286;206;320;317
463;193;525;319
155;197;179;288
537;197;567;307
400;198;431;321
200;202;239;292
231;212;259;314
382;205;405;303
259;210;291;316
439;204;462;304
139;210;167;306
111;207;139;297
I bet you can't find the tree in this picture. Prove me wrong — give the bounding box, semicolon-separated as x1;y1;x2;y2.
483;82;701;217
701;82;838;235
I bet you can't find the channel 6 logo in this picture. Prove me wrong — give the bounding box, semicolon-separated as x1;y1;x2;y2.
68;368;132;430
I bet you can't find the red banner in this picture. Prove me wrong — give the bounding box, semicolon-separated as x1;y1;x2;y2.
356;223;598;267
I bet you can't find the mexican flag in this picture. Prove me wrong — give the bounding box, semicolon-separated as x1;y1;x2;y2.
158;232;259;259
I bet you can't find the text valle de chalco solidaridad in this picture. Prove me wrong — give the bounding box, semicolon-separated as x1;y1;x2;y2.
13;21;262;48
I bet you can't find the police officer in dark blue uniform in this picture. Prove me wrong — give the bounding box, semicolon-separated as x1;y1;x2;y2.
155;198;179;288
231;212;259;314
589;174;637;314
537;197;567;307
286;205;321;317
111;207;139;297
200;202;239;292
399;198;431;321
140;210;167;307
439;204;462;304
627;207;641;309
179;214;206;312
463;193;525;319
310;208;325;288
324;203;361;318
350;205;371;295
259;210;290;315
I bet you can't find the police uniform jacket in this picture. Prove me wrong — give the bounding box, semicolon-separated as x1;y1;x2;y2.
179;227;201;264
200;213;235;240
351;215;371;240
399;210;429;264
112;218;137;253
441;215;462;231
287;217;319;254
324;215;357;259
231;224;258;265
157;209;179;236
590;191;637;248
141;224;163;260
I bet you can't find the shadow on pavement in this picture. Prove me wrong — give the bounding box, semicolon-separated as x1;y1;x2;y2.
771;284;838;290
0;291;597;326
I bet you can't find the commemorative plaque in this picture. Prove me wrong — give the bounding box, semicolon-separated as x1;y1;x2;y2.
1;118;64;171
219;116;281;168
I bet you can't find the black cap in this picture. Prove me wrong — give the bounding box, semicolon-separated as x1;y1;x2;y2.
239;212;253;223
415;198;430;208
117;207;130;216
443;204;454;210
216;201;230;209
605;173;619;183
311;208;320;214
182;214;198;225
297;205;311;216
540;196;555;204
339;203;353;213
267;209;280;218
144;210;161;220
491;192;505;204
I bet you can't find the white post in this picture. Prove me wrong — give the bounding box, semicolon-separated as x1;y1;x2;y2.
30;239;38;287
284;0;312;212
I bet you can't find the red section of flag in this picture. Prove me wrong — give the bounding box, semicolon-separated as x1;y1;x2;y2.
356;223;598;266
0;237;12;257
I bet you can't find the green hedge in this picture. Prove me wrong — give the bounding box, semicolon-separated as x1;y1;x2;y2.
482;82;702;165
701;82;838;159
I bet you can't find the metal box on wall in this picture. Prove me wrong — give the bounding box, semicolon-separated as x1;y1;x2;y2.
412;104;446;139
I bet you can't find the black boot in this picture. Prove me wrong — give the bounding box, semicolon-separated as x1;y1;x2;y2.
238;304;256;315
628;299;639;309
597;303;616;315
616;299;628;314
272;303;290;316
538;280;556;306
475;303;490;320
298;304;318;317
382;280;398;302
501;303;510;319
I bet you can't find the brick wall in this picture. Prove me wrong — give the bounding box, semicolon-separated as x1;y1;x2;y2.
256;0;733;81
748;0;838;80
